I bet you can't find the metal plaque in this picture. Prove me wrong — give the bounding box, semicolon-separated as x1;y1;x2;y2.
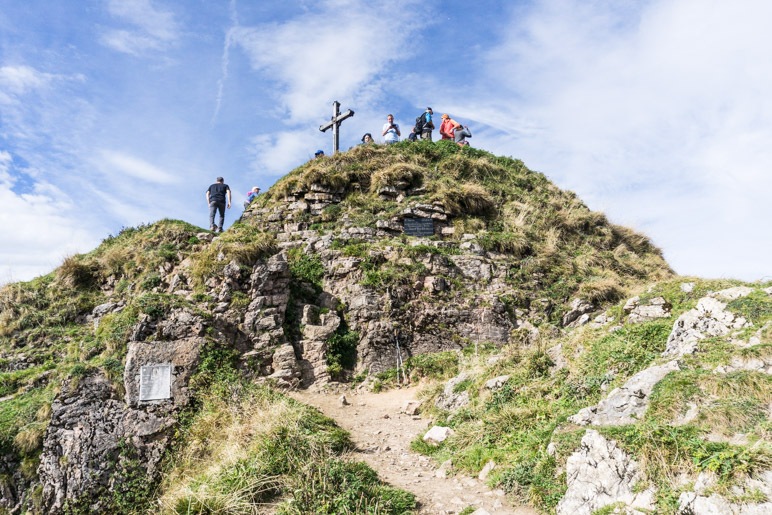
139;364;172;401
403;217;434;237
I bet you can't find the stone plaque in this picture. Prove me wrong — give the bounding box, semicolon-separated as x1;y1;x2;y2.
403;217;434;237
139;364;172;401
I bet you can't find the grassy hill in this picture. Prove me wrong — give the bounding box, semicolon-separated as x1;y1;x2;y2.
0;140;767;513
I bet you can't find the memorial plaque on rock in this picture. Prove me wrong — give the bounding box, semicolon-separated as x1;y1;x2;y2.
139;364;172;401
403;217;434;237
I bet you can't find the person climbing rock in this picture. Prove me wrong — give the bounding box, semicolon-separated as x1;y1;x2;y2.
205;176;231;232
244;186;261;208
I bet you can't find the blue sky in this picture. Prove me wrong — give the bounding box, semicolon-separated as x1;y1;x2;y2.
1;0;770;284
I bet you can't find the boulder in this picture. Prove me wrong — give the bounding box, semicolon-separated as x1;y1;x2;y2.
562;298;595;327
423;426;453;445
557;430;656;515
663;297;749;357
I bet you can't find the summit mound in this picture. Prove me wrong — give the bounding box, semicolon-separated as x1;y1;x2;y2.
0;140;695;513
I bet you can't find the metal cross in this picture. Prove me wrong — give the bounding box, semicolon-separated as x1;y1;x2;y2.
319;100;354;154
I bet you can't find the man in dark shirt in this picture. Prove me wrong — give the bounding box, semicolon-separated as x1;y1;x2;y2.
205;176;231;232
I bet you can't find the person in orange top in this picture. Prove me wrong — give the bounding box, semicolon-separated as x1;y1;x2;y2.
439;114;461;140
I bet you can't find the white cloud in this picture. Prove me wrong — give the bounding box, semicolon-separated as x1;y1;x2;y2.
461;0;772;281
230;1;421;124
101;0;179;55
0;154;102;285
249;132;315;177
0;65;54;95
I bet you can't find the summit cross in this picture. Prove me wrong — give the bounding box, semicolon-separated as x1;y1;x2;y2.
319;100;354;155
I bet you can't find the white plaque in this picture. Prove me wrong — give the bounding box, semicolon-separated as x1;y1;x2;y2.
139;364;172;401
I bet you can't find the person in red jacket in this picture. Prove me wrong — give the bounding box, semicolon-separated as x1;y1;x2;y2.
439;114;461;140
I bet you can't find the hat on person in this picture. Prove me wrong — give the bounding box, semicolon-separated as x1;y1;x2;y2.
315;149;324;156
441;114;449;119
216;176;224;182
361;133;373;142
252;186;260;191
426;107;433;112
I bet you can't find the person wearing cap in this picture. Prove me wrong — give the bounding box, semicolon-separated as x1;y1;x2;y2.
381;114;401;144
415;107;434;141
205;176;231;233
314;149;325;158
244;186;261;208
360;133;375;145
439;114;462;141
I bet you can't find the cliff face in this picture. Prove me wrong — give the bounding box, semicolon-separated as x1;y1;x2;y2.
0;141;676;512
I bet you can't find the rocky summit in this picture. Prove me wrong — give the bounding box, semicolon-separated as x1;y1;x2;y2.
0;140;769;514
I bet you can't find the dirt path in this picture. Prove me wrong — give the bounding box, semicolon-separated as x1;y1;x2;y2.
290;385;538;515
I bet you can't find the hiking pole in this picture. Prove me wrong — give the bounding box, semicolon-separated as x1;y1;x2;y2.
394;328;403;384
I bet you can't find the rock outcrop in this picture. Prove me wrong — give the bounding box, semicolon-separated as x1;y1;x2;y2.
557;430;655;515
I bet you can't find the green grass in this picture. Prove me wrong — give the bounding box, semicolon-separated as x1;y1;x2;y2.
159;377;415;514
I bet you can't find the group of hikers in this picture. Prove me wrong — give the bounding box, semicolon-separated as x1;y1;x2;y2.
206;107;472;232
357;108;472;147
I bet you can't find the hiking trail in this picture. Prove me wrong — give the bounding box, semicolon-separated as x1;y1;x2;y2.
290;385;538;515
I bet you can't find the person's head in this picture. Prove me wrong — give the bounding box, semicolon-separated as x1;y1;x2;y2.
386;114;394;123
216;176;224;183
441;114;449;120
426;107;433;114
361;133;373;143
252;186;260;193
314;149;324;158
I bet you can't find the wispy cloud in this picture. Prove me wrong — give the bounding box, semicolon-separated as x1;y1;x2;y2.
212;0;239;124
96;150;180;185
455;0;772;280
0;65;55;96
230;0;422;123
101;0;179;55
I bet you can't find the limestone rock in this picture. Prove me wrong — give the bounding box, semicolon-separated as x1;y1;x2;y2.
423;426;453;445
562;298;595;327
401;400;422;415
663;297;749;357
124;335;204;408
39;373;175;514
557;430;656;515
624;296;672;323
712;286;753;300
570;361;680;426
435;373;471;411
478;460;496;481
484;375;510;390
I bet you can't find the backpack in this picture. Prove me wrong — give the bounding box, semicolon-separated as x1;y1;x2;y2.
414;114;425;133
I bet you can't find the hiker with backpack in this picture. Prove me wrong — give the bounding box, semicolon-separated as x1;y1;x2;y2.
439;114;462;140
414;107;434;141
